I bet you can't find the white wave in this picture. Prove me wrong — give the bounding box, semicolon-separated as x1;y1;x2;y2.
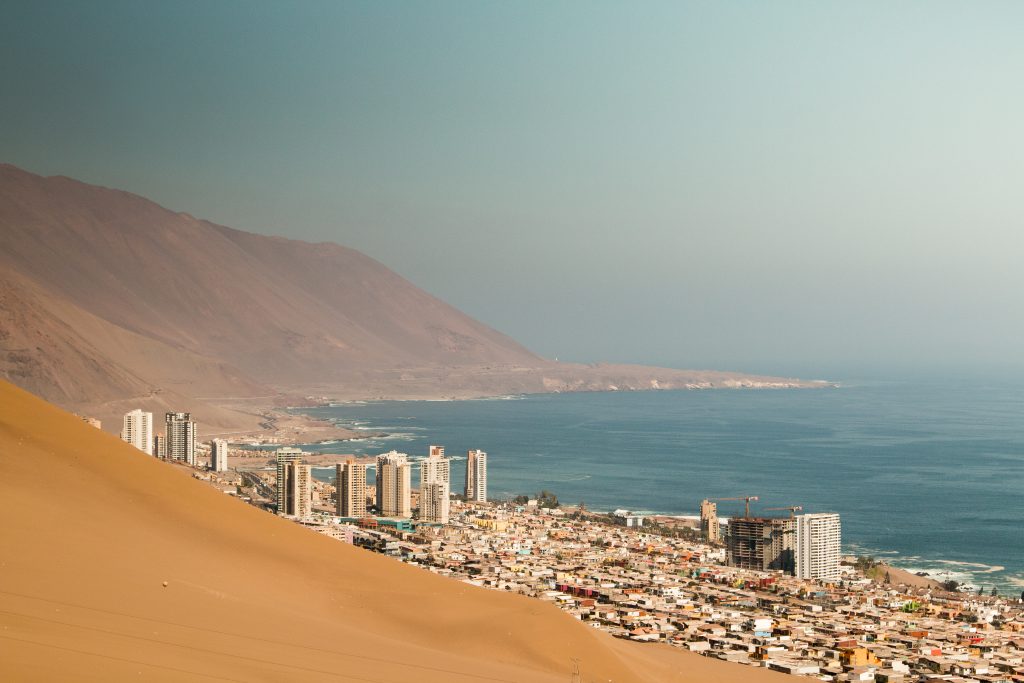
933;560;1005;573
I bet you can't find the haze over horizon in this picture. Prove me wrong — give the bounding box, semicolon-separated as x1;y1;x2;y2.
3;1;1022;379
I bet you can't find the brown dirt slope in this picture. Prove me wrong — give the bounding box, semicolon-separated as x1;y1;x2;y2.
0;163;821;431
0;268;267;433
0;163;539;389
0;380;789;683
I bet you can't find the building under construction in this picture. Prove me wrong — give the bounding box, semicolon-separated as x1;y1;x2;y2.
726;517;795;573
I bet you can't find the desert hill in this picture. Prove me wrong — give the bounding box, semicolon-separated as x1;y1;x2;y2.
0;380;789;682
0;163;537;399
0;163;820;432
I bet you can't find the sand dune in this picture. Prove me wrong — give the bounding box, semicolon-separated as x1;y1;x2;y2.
0;380;787;682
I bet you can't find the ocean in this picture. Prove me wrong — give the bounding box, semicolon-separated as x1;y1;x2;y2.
293;377;1024;594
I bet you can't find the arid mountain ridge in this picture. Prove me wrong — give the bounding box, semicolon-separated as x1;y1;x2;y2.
0;163;821;433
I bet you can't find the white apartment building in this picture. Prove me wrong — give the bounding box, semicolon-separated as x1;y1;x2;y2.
165;412;196;466
419;445;450;524
464;449;487;503
376;451;411;518
336;460;368;518
795;512;842;581
210;438;229;472
120;409;153;455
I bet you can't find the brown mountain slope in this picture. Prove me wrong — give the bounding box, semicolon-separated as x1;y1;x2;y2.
0;268;268;433
0;163;539;389
0;163;821;430
0;380;790;683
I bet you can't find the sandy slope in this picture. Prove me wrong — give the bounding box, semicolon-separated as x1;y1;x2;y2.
0;380;788;682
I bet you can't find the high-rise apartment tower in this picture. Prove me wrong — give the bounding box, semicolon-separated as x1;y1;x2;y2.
210;439;229;472
336;459;368;518
165;412;196;466
120;409;153;455
420;445;450;524
275;447;304;515
700;499;721;543
280;462;312;518
795;513;842;581
464;449;487;503
376;451;411;518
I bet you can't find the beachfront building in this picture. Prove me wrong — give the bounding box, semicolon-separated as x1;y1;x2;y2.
376;451;411;518
700;499;720;543
276;447;304;515
727;517;795;573
153;435;167;460
795;512;842;581
336;459;368;518
464;449;487;503
210;438;229;472
120;409;153;455
419;446;450;524
165;412;196;465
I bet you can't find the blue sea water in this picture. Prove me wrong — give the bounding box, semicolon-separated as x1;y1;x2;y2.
294;377;1024;594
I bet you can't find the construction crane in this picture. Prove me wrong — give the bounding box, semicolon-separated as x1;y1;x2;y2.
712;495;760;519
765;505;803;519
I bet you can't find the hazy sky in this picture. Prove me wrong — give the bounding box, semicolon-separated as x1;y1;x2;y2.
3;1;1022;378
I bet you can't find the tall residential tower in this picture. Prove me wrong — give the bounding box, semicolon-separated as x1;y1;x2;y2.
275;447;304;515
280;462;312;518
165;412;196;465
420;445;450;524
210;438;229;472
464;449;487;503
700;499;721;543
336;459;368;518
795;513;842;581
376;451;411;518
120;409;153;455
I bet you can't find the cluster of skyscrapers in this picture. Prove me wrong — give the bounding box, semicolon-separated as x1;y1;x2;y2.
121;409;198;466
275;445;488;523
700;499;842;581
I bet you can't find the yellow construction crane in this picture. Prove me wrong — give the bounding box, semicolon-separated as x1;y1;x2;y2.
713;495;760;519
765;505;803;519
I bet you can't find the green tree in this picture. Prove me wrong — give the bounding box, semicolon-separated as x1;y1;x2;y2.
536;490;559;508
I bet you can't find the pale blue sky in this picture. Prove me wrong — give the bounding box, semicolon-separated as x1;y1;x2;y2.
2;1;1022;377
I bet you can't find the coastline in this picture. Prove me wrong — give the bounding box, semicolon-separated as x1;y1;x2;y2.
276;386;1023;595
207;379;833;444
